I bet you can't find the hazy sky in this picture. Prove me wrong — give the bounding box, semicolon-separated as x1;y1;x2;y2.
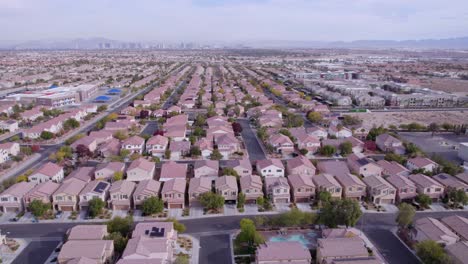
1;0;468;42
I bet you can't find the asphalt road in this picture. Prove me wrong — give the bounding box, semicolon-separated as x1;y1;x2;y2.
364;229;419;264
199;234;232;264
237;119;266;162
12;241;59;264
140;120;159;136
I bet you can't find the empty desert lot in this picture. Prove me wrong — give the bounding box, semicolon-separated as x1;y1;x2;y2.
348;110;468;130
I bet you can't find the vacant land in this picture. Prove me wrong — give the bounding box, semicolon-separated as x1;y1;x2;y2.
421;78;468;94
349;111;468;130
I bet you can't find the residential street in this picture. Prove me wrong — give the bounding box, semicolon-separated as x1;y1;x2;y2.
237;118;266;162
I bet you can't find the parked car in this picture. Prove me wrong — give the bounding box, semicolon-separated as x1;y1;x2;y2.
9;217;18;222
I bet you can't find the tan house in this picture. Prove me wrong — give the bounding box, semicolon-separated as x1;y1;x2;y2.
79;181;111;211
362;176;396;205
286;155;316;177
194;160;219;180
257;159;285;178
29;162;64;183
409;173;444;201
121;135;145;154
346;153;382;177
386;175;417;202
334;173;366;200
240;175;263;203
433;173;468;193
126;158;155;182
376;160;410;177
316;237;369;264
67;225;108;240
446;241;468;264
58;240;114;264
264;177;290;204
412;217;459;246
133;179;161;210
406;157;438;173
108;180;136;210
269;134;294;154
161;178;186;209
188;177;212;206
0;182;36;213
256;241;311;264
53;178;87;211
95;162;125;181
288;174;315;203
24;181;60;210
215;176;238;203
312;174;342;199
146;135;169;157
225;158;252;178
441;215;468;241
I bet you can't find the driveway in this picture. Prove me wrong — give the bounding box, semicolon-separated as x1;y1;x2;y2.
199;234;232;264
189;206;204;218
13;241;60;264
140;121;159;136
237;119;266;162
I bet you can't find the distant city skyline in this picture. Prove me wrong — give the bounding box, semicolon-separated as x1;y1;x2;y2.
1;0;468;42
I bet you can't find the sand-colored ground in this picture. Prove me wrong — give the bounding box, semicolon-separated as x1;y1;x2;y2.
421;78;468;94
348;111;468;130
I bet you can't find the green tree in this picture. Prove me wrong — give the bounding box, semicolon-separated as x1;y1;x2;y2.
113;171;124;181
237;192;246;209
307;111;323;123
120;149;131;159
446;187;468;208
384;153;406;165
97;105;108;112
141;197;164;216
198;192;225;211
166;218;186;233
40;131;54;140
164;149;171;160
366;126;387;141
319;145;336;157
174;254;190;264
339;142;353;156
210;149;223;160
113;131;128;140
107;216;133;237
88;197;105;218
416;194;432;209
190;146;201;157
235;218;265;250
396;203;415;229
63;118;80;131
342;115;362;126
29;200;50;218
15;174;28;183
222;167;239;178
319;199;362;228
318;191;332;208
415;240;450;264
428;122;439;137
105;232;128;253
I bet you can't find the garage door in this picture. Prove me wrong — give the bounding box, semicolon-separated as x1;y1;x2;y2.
61;206;74;211
5;207;19;213
169;203;183;209
114;205;129;210
380;199;394;204
295;197;310;203
275;198;289;203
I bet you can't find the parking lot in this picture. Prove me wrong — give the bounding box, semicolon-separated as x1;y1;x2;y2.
398;132;468;163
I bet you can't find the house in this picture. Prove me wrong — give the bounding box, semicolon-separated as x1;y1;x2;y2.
22;106;43;121
376;133;405;155
346;153;382;177
0;142;20;160
122;136;145;154
146;135;169;157
455;173;468;185
255;241;311;264
328;124;352;138
159;161;187;182
312;174;343;199
264;177;290;204
188;177;212;206
316;237;370;264
0;120;19;132
0;182;36;213
215;133;241;159
362;176;396;205
121;236;173;262
412;217;459;246
376;160;410;177
65;166;94;183
386;175;417;202
239;175;263;203
215;175;238;203
169;140;190;160
79;181;110;211
195;138;214;159
295;133;320;154
67;225;108;241
317;160;351;179
133;179;161;210
98;138;121;158
288;174;315;203
23;181;60;210
108;180;136;210
29;162;64;183
89;130;113;145
446;241;468;264
409;174;445;201
257;159;285;178
307;126;328;139
224;158;252;178
71;136;98;153
193;160;219;180
268;134;294;154
441;215;468;241
161;178;186;209
58;240;114;264
433;173;468;193
286;155;316;177
132;221;177;240
95;162;125;181
406;157;438;173
126;158;155;182
334;173;366;200
52;178;87;211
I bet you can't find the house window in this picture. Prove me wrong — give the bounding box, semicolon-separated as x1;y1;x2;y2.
1;197;8;202
435;188;442;192
276;170;282;173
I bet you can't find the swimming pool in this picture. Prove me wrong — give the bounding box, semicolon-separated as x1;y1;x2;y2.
268;232;316;248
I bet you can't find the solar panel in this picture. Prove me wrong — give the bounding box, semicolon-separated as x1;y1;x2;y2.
93;182;109;193
144;227;165;237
